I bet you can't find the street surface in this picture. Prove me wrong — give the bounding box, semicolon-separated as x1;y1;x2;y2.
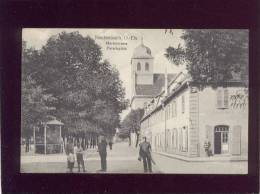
21;142;160;173
21;142;247;174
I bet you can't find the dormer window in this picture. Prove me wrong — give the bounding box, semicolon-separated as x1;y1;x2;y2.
145;62;149;71
137;62;141;71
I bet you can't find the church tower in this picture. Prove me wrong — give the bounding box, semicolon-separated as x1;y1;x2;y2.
131;38;154;99
130;38;175;110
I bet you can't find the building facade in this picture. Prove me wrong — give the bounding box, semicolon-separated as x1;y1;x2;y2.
140;72;248;159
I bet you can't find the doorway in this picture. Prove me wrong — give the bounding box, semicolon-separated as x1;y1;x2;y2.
214;125;229;154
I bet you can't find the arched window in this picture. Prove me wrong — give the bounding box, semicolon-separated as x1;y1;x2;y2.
145;62;149;71
137;62;141;71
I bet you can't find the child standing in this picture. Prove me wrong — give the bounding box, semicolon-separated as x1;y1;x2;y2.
67;151;75;173
76;143;86;172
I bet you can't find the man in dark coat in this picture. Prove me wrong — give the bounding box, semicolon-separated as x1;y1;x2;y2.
139;136;152;173
98;136;107;172
108;141;113;150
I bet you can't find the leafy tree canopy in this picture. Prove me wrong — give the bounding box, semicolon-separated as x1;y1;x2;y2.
22;31;127;137
21;41;56;138
119;108;144;137
165;30;248;86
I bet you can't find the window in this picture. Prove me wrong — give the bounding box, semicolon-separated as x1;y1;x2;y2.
169;104;172;118
175;129;178;148
182;127;188;152
171;105;173;117
137;62;141;71
216;87;229;109
165;107;168;120
159;134;162;147
224;89;229;108
182;95;185;113
217;88;223;108
145;62;149;71
179;128;182;151
166;105;170;120
171;131;174;148
166;130;171;148
222;132;228;143
172;101;177;117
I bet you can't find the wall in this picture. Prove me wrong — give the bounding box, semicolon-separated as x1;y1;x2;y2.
189;88;200;157
136;74;154;85
141;88;191;157
140;84;248;159
197;86;248;157
164;88;190;156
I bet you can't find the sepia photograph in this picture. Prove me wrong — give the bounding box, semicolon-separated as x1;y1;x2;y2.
21;28;249;174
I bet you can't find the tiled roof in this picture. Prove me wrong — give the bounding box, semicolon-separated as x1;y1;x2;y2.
135;73;176;96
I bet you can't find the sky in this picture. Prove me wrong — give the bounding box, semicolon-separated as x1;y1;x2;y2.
23;28;186;119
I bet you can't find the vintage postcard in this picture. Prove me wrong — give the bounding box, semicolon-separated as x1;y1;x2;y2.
21;28;248;174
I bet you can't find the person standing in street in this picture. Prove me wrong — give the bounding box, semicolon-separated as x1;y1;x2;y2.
97;136;107;172
108;141;113;150
67;151;75;173
139;136;153;173
65;139;74;169
76;143;86;172
25;137;30;152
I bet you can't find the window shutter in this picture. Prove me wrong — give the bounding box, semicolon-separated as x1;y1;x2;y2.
137;62;141;71
217;88;223;108
172;131;174;148
166;107;168;120
170;103;172;118
224;89;229;108
179;128;183;151
182;96;185;113
175;129;178;148
172;102;175;117
174;101;177;116
232;125;241;155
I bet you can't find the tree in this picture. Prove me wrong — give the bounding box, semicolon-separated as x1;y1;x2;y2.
165;30;248;86
28;31;127;143
120;108;144;147
21;41;55;149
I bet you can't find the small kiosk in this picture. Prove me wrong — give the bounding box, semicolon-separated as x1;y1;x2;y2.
34;119;64;154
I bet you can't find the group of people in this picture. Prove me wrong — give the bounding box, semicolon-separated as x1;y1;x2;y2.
65;137;112;173
66;139;86;173
65;136;155;173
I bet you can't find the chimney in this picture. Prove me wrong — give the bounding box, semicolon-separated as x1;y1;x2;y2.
164;68;168;96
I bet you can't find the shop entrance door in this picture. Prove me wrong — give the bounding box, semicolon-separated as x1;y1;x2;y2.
214;125;229;154
214;132;221;154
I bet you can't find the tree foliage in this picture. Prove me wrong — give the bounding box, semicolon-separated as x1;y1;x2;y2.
22;32;127;137
21;41;55;138
119;108;144;138
165;30;248;86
